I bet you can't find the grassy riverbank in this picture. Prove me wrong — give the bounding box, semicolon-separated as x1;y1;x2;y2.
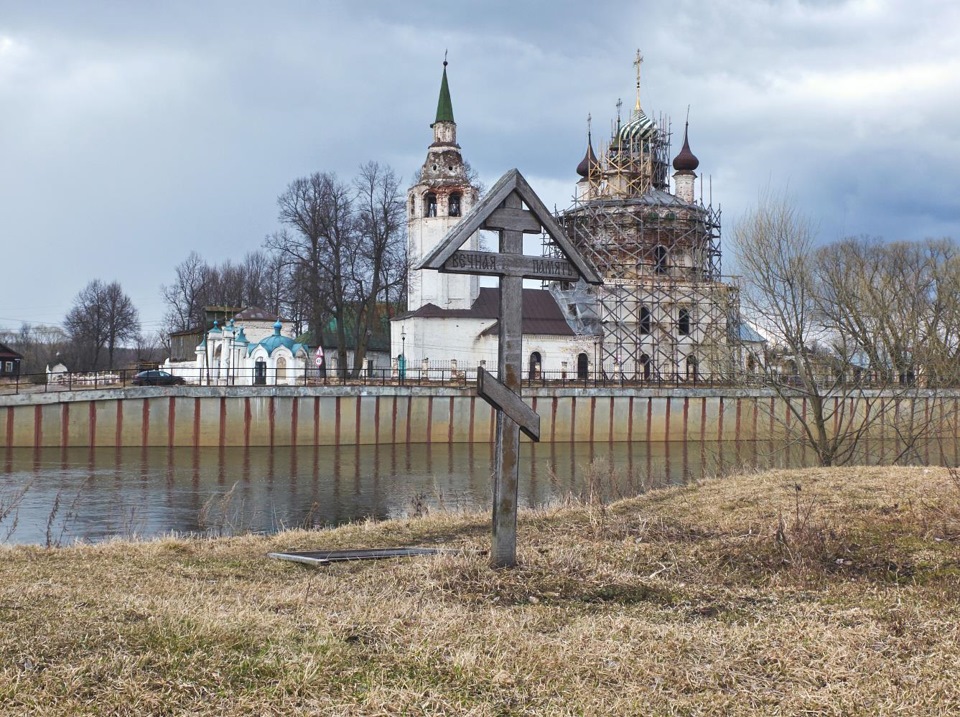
2;466;959;715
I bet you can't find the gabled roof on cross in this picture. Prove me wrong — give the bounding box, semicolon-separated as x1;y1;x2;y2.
417;168;602;285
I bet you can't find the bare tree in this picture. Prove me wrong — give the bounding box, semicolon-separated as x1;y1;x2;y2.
269;164;407;377
162;250;290;336
64;280;140;370
161;251;210;333
815;237;960;387
351;162;406;373
271;173;353;375
734;190;847;465
733;191;935;466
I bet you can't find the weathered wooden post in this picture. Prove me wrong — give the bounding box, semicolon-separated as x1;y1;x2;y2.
418;169;601;567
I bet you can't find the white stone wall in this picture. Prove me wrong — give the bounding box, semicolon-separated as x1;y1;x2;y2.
392;316;597;378
240;320;297;344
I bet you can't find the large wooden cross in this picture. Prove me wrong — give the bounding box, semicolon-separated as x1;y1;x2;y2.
419;169;601;567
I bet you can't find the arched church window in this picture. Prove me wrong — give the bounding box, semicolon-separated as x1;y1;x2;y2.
654;246;668;274
640;353;651;381
425;193;437;217
639;306;651;335
686;355;699;382
410;197;416;216
449;193;461;217
678;307;691;336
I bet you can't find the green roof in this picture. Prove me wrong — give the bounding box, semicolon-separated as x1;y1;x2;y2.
434;63;454;124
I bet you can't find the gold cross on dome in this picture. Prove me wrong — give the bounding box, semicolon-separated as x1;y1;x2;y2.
634;49;644;111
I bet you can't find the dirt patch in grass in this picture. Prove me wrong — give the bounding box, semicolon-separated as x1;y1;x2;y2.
1;465;959;714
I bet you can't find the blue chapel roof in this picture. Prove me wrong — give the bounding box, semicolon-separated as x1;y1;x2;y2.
247;323;308;357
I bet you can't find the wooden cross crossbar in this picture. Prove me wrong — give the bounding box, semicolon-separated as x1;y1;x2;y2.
442;251;578;281
477;366;540;441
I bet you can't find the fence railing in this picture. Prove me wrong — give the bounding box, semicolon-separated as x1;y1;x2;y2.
3;363;940;397
0;366;877;396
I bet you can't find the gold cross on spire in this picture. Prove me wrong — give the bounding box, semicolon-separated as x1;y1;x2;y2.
634;49;644;113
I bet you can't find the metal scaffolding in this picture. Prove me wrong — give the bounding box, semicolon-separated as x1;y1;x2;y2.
546;109;741;383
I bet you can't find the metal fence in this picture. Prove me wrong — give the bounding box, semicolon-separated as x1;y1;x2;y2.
0;366;780;396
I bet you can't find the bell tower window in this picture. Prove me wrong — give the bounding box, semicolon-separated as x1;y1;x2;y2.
425;193;437;217
449;193;461;217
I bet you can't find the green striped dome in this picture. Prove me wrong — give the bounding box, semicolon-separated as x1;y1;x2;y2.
617;109;657;145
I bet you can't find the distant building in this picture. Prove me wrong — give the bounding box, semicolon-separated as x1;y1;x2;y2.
0;343;22;378
167;306;244;362
164;308;310;385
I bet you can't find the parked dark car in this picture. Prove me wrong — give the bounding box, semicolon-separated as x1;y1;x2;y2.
132;370;185;386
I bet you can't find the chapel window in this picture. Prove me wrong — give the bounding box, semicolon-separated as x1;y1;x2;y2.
449;193;461;217
426;193;437;217
678;307;691;336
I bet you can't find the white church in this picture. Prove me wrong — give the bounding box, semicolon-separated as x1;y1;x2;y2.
164;307;312;385
393;55;750;382
392;60;597;381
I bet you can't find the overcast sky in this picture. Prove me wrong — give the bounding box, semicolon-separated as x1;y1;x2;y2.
2;0;959;337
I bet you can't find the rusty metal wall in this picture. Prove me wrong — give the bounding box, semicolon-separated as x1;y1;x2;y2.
3;386;959;448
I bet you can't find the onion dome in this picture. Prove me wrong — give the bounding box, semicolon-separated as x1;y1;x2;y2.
672;122;699;171
617;108;658;146
576;136;599;178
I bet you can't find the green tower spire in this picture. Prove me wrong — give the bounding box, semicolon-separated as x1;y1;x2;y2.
434;57;455;125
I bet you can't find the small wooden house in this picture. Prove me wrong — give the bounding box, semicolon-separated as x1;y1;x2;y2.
0;343;23;378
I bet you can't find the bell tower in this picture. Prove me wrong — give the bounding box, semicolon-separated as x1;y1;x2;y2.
407;58;480;311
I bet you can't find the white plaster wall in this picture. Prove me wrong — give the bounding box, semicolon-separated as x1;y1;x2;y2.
392;316;598;377
240;320;297;344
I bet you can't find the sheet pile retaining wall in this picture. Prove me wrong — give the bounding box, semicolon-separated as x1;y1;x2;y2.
2;386;958;448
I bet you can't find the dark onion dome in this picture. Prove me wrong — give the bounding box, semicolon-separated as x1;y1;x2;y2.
576;137;599;178
672;122;699;171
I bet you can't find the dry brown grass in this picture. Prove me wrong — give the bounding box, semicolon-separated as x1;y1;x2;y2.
1;465;959;715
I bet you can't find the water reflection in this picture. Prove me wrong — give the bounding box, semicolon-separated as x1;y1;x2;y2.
1;438;956;545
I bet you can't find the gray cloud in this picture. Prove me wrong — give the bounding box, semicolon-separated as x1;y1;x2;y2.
1;0;958;333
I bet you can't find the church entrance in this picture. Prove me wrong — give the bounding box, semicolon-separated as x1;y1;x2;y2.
528;352;542;380
254;359;267;385
577;352;589;380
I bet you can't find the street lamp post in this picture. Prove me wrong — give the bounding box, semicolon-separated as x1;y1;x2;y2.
400;327;406;386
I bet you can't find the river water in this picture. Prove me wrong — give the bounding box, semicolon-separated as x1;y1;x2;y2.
1;438;955;545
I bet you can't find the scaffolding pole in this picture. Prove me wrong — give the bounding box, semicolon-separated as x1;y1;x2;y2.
545;112;741;383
